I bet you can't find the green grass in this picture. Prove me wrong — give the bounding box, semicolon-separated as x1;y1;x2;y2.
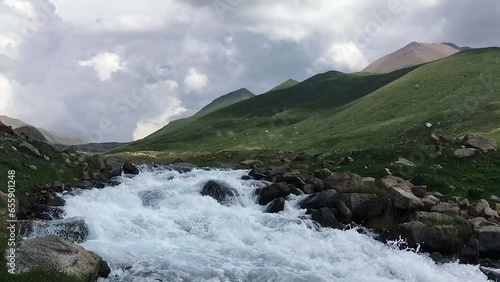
195;88;255;117
268;79;300;92
0;139;96;208
0;136;100;281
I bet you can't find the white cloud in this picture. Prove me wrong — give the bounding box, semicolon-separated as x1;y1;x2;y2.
133;97;186;140
3;0;35;17
79;52;125;81
312;42;370;73
183;67;209;92
0;74;15;116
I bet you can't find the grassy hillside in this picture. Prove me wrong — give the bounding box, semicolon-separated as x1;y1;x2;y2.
268;79;299;92
115;66;417;153
114;48;500;154
195;88;255;117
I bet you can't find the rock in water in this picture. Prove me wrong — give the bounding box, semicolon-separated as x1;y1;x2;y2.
266;198;285;213
480;267;500;282
311;208;345;230
477;226;500;254
463;134;497;151
19;218;89;244
258;182;291;205
14;235;109;281
123;162;140;175
394;221;462;253
201;180;238;205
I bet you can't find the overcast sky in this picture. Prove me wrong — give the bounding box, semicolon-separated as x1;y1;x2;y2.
1;0;499;142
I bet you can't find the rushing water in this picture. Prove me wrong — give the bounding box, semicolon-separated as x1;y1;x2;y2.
61;167;488;282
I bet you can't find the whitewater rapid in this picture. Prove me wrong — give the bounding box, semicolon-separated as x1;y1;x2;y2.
61;167;488;282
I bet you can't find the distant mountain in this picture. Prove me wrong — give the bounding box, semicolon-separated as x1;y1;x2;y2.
442;42;472;51
268;79;300;92
195;88;255;117
0;115;87;145
362;42;460;73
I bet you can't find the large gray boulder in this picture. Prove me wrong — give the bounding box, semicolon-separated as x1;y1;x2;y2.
323;172;362;192
454;148;476;158
265;198;285;213
19;218;89;244
300;192;389;222
13;236;109;281
258;182;290;205
17;142;42;158
378;175;414;192
389;187;424;210
463;134;497;151
299;190;337;210
476;226;500;253
395;221;463;253
311;208;345;230
469;199;499;219
430;202;460;216
201;180;238;205
414;211;454;224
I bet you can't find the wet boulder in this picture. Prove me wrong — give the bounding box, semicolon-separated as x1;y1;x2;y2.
123;162;139;175
300;192;388;223
393;221;463;253
477;226;500;255
299;190;338;210
311;208;345;230
258;182;290;205
266;198;286;213
248;168;268;180
18;218;89;244
201;180;238;205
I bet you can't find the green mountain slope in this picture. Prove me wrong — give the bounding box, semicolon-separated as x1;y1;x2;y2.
116;48;500;154
268;79;299;92
288;47;500;150
145;88;255;140
116;66;417;152
195;88;255;117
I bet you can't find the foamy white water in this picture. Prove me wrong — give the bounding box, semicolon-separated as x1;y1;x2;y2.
62;168;488;282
